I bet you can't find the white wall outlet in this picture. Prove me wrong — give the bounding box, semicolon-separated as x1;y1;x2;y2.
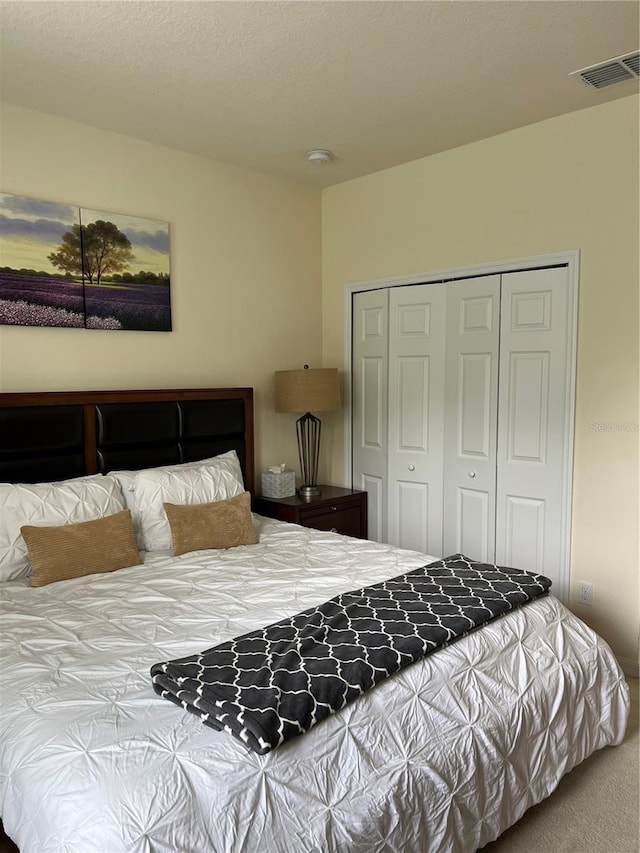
578;581;594;605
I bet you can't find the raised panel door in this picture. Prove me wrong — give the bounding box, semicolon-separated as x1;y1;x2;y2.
496;267;570;595
387;283;446;555
442;276;500;562
352;289;389;543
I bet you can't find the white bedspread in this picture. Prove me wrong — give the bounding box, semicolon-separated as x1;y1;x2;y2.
0;517;630;853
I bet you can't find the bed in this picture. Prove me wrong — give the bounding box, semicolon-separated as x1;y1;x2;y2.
0;388;630;853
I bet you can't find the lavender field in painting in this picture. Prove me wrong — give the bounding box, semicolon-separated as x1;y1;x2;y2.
0;272;85;327
85;282;171;331
0;271;171;331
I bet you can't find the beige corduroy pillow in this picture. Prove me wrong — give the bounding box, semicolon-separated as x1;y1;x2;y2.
163;491;258;556
21;509;141;588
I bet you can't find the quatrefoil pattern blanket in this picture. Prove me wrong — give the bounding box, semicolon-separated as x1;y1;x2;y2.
151;554;551;754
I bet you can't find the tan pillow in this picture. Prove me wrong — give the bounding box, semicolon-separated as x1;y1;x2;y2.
163;491;258;556
21;509;140;588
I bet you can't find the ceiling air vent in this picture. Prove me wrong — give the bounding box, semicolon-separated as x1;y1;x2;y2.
571;51;640;89
621;52;640;77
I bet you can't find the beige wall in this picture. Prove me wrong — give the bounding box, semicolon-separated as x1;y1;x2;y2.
0;103;322;480
2;98;638;664
322;95;640;665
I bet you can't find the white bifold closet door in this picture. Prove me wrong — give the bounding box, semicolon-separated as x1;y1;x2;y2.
352;266;572;593
351;288;389;544
442;275;501;563
495;268;571;576
387;283;446;555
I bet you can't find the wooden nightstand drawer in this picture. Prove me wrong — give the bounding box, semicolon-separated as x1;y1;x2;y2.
253;486;367;539
299;505;363;538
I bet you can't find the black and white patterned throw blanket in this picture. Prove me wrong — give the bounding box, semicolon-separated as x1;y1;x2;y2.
151;554;551;754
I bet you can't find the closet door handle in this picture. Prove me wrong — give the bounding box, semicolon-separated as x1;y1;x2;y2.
408;464;415;472
468;470;476;479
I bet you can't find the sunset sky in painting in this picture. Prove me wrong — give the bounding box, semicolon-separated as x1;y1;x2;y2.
0;194;170;277
0;194;77;273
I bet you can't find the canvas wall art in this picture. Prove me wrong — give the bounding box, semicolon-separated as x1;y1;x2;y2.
0;193;172;332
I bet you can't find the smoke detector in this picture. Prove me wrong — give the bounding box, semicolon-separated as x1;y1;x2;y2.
306;149;334;165
571;51;640;89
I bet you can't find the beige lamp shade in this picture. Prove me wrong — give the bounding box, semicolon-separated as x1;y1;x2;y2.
275;368;341;414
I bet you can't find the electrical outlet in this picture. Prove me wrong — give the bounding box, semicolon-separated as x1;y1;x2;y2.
578;581;594;605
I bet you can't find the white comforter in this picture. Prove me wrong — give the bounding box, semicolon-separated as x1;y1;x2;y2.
0;517;630;853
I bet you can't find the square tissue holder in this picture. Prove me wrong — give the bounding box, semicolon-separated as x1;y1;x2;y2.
261;467;296;499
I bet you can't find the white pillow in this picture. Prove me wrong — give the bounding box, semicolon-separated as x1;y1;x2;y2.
125;451;245;552
110;469;137;513
111;455;228;513
0;474;127;583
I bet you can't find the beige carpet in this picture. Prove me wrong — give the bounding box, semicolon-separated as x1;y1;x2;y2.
483;676;639;853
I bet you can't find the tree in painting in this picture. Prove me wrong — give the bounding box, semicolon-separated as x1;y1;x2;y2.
48;221;135;286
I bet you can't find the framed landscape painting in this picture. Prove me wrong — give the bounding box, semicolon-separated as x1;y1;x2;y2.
0;193;172;332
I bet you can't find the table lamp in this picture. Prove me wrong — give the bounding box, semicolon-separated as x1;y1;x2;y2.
274;365;341;498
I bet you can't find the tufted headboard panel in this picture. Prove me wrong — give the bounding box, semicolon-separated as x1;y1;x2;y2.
0;388;254;492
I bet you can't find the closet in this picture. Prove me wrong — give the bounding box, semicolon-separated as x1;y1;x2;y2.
352;265;574;595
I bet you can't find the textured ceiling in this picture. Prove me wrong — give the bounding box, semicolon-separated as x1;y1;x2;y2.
1;1;638;188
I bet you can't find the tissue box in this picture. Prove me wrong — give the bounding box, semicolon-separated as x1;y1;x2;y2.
261;470;296;498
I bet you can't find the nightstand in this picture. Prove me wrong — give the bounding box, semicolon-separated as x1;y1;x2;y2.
253;486;368;539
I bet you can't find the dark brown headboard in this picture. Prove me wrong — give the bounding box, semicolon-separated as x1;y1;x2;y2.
0;388;254;492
